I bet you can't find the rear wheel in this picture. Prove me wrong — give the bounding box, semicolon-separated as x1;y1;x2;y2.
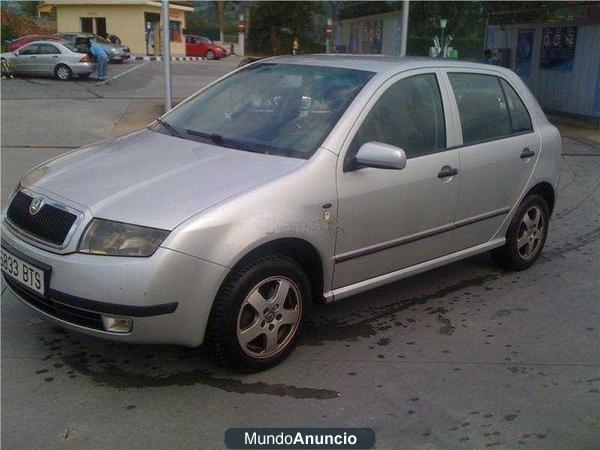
205;50;215;60
207;254;311;372
491;194;549;270
55;64;72;81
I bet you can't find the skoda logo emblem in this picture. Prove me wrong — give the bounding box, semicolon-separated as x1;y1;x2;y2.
29;196;44;215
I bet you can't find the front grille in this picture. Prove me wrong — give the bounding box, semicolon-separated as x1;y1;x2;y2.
4;275;104;331
6;191;77;246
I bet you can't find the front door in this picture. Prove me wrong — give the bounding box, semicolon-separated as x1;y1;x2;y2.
334;71;461;288
13;43;41;74
444;71;541;248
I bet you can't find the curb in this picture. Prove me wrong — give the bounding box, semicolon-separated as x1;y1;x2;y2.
132;56;206;61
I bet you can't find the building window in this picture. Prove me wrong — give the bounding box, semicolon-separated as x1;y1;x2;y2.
169;20;181;42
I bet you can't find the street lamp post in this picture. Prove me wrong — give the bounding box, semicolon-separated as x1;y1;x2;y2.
400;0;409;56
161;0;172;112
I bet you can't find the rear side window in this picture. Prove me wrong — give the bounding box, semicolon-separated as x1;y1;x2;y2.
347;73;446;162
449;73;512;145
39;44;61;55
499;79;533;133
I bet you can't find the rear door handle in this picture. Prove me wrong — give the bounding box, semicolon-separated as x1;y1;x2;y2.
438;166;459;178
521;148;535;159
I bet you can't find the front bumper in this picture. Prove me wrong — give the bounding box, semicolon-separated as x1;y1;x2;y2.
110;53;130;62
1;223;229;347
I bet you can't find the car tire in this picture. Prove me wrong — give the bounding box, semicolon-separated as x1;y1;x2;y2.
491;194;550;270
205;50;215;60
207;254;311;372
55;64;72;81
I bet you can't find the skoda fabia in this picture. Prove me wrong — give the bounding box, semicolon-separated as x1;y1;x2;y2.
2;56;561;371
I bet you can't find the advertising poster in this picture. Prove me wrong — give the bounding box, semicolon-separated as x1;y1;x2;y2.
540;26;577;70
515;29;534;77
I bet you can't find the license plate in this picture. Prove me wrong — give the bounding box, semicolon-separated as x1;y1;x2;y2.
1;247;46;296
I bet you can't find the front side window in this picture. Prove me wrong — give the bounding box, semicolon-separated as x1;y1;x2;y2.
346;73;446;165
449;73;512;145
19;44;40;55
500;79;533;133
160;63;374;159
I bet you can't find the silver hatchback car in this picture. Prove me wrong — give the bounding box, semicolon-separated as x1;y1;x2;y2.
1;56;561;371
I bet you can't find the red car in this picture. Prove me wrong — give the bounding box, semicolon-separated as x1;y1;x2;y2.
7;34;63;52
185;35;227;60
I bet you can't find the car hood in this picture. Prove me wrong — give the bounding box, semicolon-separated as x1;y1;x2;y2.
25;129;304;230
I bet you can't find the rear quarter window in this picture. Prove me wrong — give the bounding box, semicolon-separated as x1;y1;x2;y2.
499;78;533;133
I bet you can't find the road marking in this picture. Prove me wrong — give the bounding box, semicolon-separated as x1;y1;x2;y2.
95;61;150;86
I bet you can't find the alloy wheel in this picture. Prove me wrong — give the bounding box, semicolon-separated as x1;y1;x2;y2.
237;276;302;358
517;205;545;260
57;65;71;80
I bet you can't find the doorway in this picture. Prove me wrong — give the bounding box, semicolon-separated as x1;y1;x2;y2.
145;12;161;56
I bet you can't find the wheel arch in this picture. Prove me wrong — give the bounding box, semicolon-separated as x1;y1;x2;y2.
227;237;325;304
204;237;325;347
525;182;556;216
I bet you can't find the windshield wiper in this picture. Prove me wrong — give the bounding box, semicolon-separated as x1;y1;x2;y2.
185;129;225;146
155;117;181;137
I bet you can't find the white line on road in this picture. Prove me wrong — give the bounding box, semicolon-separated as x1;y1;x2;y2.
95;61;150;86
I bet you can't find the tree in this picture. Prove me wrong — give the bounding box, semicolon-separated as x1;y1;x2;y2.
247;1;322;55
214;1;227;43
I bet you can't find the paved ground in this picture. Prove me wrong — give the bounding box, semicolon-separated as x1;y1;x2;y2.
1;58;599;450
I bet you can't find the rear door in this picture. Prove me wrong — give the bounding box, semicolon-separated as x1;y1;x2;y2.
185;36;203;57
37;43;62;75
444;70;540;248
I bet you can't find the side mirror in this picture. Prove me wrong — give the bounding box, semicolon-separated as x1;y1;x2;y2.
354;141;407;170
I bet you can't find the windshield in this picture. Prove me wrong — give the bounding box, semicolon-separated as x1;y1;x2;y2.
158;63;374;159
93;35;110;43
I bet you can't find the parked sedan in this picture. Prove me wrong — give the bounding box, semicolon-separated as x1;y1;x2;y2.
0;40;94;80
185;35;227;59
56;32;131;62
1;56;560;372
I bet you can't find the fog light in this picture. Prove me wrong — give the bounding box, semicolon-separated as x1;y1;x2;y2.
102;315;133;333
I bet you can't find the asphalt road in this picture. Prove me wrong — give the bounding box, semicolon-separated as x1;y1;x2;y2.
1;58;599;450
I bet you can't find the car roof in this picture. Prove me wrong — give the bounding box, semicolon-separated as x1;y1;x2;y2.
265;54;509;75
21;40;68;47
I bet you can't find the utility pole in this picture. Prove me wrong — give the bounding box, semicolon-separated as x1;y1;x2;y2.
161;0;172;111
400;0;409;56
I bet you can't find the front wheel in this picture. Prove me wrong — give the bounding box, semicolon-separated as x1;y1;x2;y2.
55;64;72;81
491;194;549;270
205;50;215;60
207;254;311;372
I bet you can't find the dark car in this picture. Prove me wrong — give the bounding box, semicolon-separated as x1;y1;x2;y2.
55;32;130;62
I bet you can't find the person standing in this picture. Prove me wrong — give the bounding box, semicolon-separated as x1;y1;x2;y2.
89;40;110;82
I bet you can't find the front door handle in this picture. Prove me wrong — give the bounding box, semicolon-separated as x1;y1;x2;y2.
521;148;535;159
438;166;459;178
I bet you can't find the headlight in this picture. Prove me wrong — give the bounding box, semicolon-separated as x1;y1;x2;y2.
78;219;169;257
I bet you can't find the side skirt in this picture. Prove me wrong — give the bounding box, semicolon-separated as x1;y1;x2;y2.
323;238;505;303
